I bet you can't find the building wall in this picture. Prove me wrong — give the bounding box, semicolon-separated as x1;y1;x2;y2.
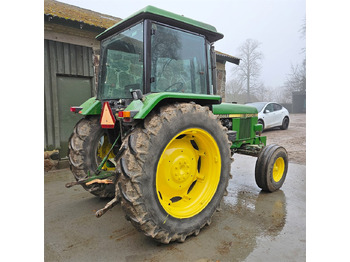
44;22;101;51
44;39;95;157
292;91;306;113
216;62;226;101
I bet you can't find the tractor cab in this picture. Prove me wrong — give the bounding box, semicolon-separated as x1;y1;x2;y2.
96;5;225;104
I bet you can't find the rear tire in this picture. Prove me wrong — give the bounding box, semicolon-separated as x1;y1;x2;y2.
68;116;117;198
118;103;232;243
255;144;288;192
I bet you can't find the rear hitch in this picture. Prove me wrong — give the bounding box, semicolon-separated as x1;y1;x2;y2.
65;171;118;188
95;196;120;218
65;142;126;189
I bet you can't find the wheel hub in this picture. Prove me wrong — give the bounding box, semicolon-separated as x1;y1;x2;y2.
156;128;221;219
165;149;196;190
97;135;116;171
272;157;285;182
172;158;191;183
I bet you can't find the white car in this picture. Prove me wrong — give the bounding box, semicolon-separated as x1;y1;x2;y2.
246;102;290;131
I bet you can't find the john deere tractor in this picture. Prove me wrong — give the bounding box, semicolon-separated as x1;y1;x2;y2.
66;6;288;244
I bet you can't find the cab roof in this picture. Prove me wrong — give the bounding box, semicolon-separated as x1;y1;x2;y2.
96;5;224;42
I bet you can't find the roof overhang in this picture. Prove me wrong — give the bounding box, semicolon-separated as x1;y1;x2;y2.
96;5;224;42
44;14;106;33
215;51;240;65
44;0;121;32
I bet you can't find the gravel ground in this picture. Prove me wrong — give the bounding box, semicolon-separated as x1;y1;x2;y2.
262;114;306;165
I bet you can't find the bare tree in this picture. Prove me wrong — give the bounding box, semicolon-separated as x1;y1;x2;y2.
232;39;264;102
225;78;245;103
257;83;273;102
226;78;244;96
285;60;306;93
284;19;306;99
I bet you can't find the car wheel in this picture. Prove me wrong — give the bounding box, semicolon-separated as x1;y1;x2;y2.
280;117;289;130
258;119;265;131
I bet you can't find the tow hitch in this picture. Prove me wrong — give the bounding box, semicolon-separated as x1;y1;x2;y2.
65;135;125;189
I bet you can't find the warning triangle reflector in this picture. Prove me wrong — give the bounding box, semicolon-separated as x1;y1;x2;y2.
100;102;116;129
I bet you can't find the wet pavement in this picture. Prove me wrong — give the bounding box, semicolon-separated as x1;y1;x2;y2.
45;154;305;262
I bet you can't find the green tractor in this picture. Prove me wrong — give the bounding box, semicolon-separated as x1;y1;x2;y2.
66;6;288;244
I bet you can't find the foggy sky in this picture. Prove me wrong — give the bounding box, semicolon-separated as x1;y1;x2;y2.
57;0;305;89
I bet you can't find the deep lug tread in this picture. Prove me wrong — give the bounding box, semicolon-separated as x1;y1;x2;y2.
68;116;116;198
118;103;232;243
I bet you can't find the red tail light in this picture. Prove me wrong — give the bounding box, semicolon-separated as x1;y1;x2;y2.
70;106;82;113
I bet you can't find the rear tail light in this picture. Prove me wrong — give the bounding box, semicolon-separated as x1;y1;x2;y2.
117;110;138;122
70;106;82;113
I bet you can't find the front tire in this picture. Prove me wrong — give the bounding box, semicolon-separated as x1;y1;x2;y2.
255;144;288;192
118;103;232;243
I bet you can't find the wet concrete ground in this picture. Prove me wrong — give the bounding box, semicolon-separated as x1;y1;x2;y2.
45;154;305;262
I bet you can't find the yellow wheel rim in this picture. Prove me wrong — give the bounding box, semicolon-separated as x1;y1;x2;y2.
97;135;116;171
156;128;221;219
272;157;285;182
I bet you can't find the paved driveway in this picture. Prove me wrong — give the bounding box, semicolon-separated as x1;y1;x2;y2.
45;154;305;262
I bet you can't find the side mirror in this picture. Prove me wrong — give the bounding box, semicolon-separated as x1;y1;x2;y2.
130;89;143;100
265;109;270;113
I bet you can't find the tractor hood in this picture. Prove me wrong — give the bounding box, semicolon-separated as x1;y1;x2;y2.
212;103;258;117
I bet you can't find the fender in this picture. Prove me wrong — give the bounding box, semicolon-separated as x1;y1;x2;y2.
75;97;101;115
125;92;221;119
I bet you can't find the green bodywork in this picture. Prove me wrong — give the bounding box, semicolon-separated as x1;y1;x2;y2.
77;94;266;149
213;103;266;149
77;93;220;117
79;97;101;115
212;103;258;115
126;93;221;119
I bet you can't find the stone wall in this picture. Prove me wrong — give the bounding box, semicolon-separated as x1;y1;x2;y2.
216;62;226;101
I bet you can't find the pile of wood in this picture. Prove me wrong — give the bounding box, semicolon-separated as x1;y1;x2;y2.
44;150;59;172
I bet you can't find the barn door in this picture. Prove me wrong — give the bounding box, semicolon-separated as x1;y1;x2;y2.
57;76;93;158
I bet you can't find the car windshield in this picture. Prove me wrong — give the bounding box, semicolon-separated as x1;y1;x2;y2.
246;102;267;112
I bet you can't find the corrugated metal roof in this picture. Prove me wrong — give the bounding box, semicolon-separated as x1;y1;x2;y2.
44;0;121;29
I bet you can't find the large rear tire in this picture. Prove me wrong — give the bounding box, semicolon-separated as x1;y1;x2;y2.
68;116;117;198
118;103;232;243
